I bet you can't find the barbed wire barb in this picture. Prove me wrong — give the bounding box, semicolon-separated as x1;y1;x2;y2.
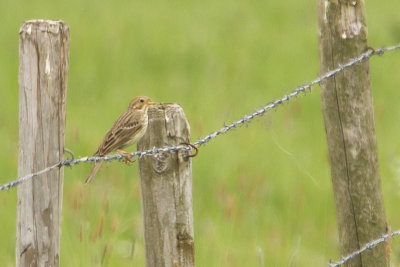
1;43;400;192
328;229;400;267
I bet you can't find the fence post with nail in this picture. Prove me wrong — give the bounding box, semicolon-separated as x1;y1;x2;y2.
138;103;195;267
16;20;69;267
317;1;388;266
2;16;399;267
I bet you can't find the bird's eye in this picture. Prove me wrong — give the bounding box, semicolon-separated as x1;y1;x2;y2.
140;98;144;103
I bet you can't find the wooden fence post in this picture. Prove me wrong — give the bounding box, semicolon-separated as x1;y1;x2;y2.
138;104;195;267
317;1;387;266
17;20;69;267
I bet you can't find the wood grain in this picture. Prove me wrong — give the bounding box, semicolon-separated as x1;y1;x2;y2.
138;104;195;267
317;1;387;266
17;20;69;267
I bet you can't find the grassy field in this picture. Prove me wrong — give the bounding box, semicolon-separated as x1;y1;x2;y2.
1;0;400;266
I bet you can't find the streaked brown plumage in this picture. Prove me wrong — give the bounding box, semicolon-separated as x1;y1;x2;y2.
85;96;155;184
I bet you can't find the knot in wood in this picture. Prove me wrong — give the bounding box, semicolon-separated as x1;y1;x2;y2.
152;152;170;173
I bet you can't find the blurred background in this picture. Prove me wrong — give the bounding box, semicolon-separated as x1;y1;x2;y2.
1;0;400;266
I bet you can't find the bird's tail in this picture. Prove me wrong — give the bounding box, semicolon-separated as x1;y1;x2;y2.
85;161;103;184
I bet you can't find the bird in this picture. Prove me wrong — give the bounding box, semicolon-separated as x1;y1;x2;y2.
85;96;155;184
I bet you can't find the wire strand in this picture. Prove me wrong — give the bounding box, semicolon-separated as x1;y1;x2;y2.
1;43;399;192
328;229;400;267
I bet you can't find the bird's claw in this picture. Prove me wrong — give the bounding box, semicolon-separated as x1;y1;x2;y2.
117;149;135;164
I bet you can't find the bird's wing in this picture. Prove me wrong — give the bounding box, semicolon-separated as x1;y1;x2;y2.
96;110;144;156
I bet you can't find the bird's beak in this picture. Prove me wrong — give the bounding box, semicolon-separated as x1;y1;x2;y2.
147;100;155;105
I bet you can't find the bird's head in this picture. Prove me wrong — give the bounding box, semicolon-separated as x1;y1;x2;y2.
129;96;155;110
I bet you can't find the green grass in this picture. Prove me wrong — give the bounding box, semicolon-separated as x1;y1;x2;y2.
0;0;400;266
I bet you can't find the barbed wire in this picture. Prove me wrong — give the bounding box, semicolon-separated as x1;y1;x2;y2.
193;44;400;146
328;229;400;267
0;145;191;191
1;43;400;192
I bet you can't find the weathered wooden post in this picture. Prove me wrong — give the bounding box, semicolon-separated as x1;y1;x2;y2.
17;20;69;266
138;104;195;267
317;1;387;266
